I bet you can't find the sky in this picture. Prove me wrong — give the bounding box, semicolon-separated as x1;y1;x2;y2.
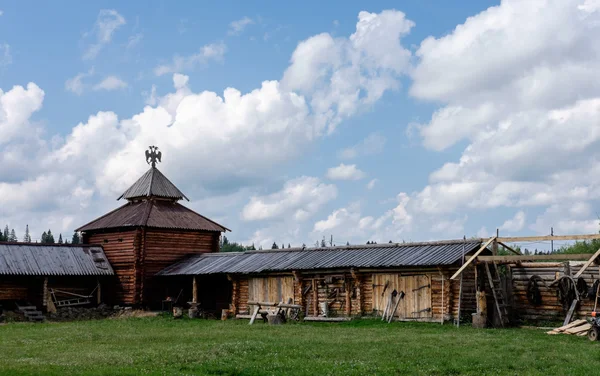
1;0;600;248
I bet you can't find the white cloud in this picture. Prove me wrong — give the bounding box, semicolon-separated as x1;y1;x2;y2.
0;43;11;67
281;10;414;134
65;68;94;95
228;17;254;35
499;211;526;232
326;163;366;180
367;179;377;190
154;42;227;76
0;10;414;242
126;33;143;49
338;132;386;159
93;76;128;91
393;0;600;239
83;9;126;60
242;176;337;221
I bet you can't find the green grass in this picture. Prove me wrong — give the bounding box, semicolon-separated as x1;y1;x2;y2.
1;317;599;375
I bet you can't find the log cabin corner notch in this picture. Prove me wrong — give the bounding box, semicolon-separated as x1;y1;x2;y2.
76;147;229;307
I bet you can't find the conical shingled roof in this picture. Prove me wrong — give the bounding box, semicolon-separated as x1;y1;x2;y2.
118;166;189;201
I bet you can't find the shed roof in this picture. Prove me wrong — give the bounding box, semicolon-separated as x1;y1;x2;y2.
0;243;114;276
76;199;229;233
157;240;483;276
118;167;188;201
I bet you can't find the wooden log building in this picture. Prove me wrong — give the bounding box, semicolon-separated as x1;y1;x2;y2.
158;240;490;321
76;161;229;307
0;243;113;311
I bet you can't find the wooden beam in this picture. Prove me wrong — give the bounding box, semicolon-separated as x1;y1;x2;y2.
477;254;594;263
574;247;600;278
192;276;198;304
497;234;600;243
97;282;102;305
450;237;496;280
497;241;521;255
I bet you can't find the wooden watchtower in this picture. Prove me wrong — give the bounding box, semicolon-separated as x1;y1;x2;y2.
76;147;229;306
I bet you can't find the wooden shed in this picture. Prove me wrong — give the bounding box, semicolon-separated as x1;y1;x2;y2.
76;164;229;307
0;243;114;311
158;240;490;322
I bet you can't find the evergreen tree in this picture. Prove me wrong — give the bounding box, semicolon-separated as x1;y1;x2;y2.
23;225;31;243
41;231;48;244
389;240;393;243
320;237;327;247
288;244;291;248
46;229;55;244
58;234;63;244
271;242;279;249
8;229;17;242
346;241;350;246
71;232;80;244
281;243;284;249
3;225;8;241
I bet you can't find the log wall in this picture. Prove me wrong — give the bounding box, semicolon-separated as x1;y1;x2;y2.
85;228;219;306
511;262;600;322
142;229;218;306
86;229;140;305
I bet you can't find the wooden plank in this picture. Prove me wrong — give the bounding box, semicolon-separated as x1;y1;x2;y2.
478;254;593;263
564;323;591;334
563;299;579;326
304;316;351;322
574;247;600;278
249;306;260;325
550;319;587;333
450;237;496;280
497;234;600;243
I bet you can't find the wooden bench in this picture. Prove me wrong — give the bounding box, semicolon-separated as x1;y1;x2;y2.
246;301;302;325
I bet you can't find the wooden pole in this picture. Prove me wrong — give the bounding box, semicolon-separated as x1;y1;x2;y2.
192;276;198;304
456;237;465;327
97;281;102;305
345;278;351;316
574;247;600;278
450;237;496;280
312;279;318;316
42;277;48;307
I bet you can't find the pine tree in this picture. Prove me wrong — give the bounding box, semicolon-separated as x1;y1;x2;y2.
58;234;63;244
41;231;48;244
3;225;8;241
71;232;80;244
271;242;279;249
288;244;291;248
23;225;31;243
389;240;393;243
8;229;17;242
46;229;55;244
346;241;350;246
320;237;327;247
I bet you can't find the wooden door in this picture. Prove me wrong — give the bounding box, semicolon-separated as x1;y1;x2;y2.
248;276;294;304
372;274;432;319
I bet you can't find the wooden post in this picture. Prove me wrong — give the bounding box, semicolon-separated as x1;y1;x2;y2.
312;279;318;316
42;277;48;307
292;271;304;315
228;274;238;315
97;281;102;305
492;230;499;256
192;276;199;304
351;269;362;316
345;278;351;316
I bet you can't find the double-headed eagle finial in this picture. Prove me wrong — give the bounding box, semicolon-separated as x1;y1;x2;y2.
145;146;162;167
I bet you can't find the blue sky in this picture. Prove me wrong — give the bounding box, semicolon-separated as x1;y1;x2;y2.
1;0;600;249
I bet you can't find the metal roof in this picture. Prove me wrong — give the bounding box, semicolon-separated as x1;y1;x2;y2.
76;200;229;233
157;240;483;276
118;167;189;201
0;243;114;276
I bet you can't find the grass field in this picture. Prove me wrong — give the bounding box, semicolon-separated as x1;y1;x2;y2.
1;317;599;375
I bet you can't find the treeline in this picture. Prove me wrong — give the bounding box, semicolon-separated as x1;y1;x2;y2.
499;239;600;256
0;224;81;244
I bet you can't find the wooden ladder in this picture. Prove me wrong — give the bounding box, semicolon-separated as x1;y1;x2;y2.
484;262;509;327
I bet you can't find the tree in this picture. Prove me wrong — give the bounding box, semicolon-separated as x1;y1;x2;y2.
71;232;81;244
389;240;393;243
46;230;55;244
41;231;47;244
58;234;63;244
23;225;31;243
8;229;17;242
346;241;350;246
271;242;279;249
320;237;327;248
288;244;291;248
3;225;8;241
